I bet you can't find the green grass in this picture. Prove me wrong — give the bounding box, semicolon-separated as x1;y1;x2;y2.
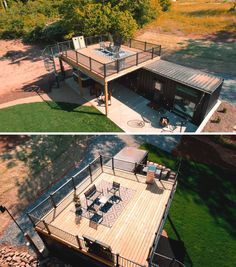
0;102;122;132
140;143;236;267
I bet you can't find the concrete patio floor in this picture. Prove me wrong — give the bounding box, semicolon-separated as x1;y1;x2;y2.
66;78;197;133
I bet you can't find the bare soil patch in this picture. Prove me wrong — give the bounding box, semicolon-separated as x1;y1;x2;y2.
0;136;89;235
0;40;49;102
203;101;236;132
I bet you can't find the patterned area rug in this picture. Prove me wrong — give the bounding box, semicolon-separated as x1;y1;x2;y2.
73;180;136;228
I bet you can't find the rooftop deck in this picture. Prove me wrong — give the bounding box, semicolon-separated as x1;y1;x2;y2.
28;155;177;267
58;37;161;84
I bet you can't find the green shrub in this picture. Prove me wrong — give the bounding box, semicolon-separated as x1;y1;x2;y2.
159;0;171;12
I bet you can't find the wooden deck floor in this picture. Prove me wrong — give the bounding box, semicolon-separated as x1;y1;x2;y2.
50;172;174;266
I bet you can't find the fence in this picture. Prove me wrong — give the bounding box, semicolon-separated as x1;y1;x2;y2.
56;35;161;78
36;221;144;267
147;172;178;266
151;252;185;267
28;156;103;225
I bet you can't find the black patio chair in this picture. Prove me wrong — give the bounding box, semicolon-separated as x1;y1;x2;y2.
108;181;121;198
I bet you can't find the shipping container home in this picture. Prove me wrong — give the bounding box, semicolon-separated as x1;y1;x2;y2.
43;35;223;129
118;60;224;126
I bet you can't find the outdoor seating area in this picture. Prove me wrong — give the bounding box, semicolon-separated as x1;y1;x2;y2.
66;78;198;133
76;179;134;227
28;153;178;267
58;35;161;80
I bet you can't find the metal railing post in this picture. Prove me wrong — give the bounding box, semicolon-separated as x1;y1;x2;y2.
27;213;35;227
43;220;51;234
100;155;103;172
134;162;137;175
152;48;154;59
117;60;120;73
112;157;114;170
145;42;147;51
136;53;139;65
89;57;92;71
88;164;92;182
71;177;76;190
104;64;107;77
50;193;57;208
76;51;78;64
76;235;82;249
116;253;119;267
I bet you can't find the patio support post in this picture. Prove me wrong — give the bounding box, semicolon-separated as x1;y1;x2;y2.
77;71;84;97
104;81;109;116
59;59;65;79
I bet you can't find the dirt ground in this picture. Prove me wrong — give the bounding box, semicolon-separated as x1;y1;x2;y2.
203;101;236;132
0;136;89;235
0;136;29;235
0;40;49;103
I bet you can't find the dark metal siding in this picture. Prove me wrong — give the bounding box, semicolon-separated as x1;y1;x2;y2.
144;60;223;94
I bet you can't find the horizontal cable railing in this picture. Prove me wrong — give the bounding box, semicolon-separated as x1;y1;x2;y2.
118;255;145;267
147;175;178;265
37;220;144;267
56;36;161;78
152;252;185;267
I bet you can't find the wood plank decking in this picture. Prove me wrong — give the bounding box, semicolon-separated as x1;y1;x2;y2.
49;172;174;266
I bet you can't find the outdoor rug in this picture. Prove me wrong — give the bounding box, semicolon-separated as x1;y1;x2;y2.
72;180;136;228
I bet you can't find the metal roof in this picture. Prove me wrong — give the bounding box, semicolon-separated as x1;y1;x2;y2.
144;60;223;94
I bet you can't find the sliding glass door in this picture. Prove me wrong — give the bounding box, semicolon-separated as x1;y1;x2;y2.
173;85;200;119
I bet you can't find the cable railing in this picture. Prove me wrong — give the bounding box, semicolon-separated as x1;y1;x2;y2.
36;220;144;267
152;252;185;267
147;175;178;266
56;35;161;78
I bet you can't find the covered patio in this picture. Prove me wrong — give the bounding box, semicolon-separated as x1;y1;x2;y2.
66;78;197;133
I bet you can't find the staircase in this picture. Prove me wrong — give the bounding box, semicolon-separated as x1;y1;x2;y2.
42;45;59;73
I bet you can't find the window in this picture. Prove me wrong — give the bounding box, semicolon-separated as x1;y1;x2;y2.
173;85;200;119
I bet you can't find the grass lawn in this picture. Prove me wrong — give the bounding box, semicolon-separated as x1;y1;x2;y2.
0;102;122;132
150;1;236;35
140;143;236;267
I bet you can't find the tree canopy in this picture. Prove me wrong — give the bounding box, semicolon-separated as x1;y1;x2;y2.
0;0;167;43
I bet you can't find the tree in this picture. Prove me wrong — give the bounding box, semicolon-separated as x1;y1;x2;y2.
159;0;171;12
60;0;151;41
